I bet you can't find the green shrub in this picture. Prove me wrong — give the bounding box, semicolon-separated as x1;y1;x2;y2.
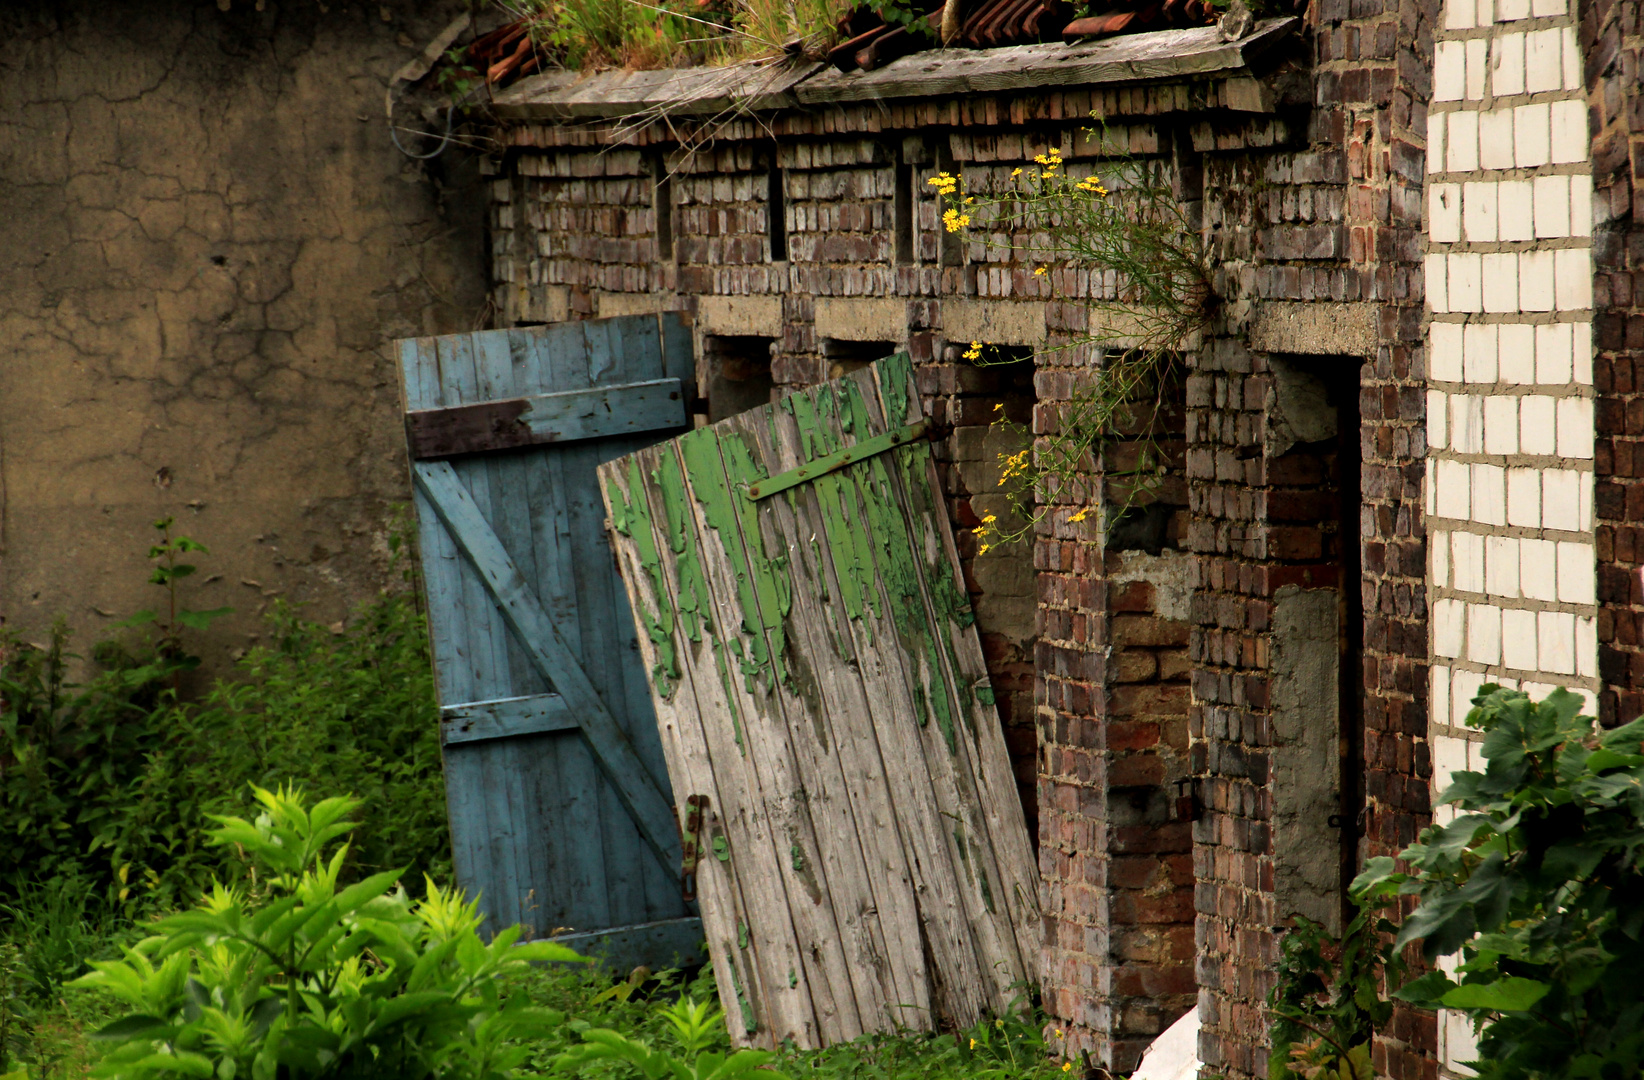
1266;904;1397;1080
1359;686;1644;1080
0;522;447;956
72;785;578;1080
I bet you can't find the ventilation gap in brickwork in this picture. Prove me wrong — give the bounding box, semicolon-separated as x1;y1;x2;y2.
766;160;788;262
704;335;776;423
933;141;962;267
821;338;896;381
652;159;674;262
894;155;915;265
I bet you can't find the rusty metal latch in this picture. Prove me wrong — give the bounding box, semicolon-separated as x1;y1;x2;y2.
678;794;709;902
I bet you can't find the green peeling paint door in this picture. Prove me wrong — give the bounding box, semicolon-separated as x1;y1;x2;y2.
597;353;1040;1049
396;313;702;970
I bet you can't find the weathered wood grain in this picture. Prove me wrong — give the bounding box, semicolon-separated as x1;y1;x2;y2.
397;315;696;956
598;354;1039;1048
405;378;686;459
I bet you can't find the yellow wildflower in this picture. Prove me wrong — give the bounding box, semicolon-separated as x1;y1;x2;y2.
993;401;1004;413
962;341;983;361
982;512;997;524
942;208;971;233
970;1039;978;1051
1069;506;1092;523
977;543;990;556
995;1019;1004;1030
1011;167;1023;177
1062;1063;1073;1073
1056;1030;1065;1038
1034;266;1048;276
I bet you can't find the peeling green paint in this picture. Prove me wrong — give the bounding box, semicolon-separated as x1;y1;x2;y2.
975;684;996;706
952;824;997;915
713;832;730;862
787;831;822;905
679;427;793;695
738;920;750;949
788;968;798;988
606;467;679;697
726;955;758;1035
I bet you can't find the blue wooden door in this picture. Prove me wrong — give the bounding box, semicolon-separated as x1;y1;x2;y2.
396;312;700;969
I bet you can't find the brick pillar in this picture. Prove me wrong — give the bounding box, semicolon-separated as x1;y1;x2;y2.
1037;323;1194;1073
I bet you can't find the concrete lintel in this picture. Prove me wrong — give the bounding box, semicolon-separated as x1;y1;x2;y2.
1248;301;1380;357
943;300;1047;346
814;297;908;343
696;294;784;338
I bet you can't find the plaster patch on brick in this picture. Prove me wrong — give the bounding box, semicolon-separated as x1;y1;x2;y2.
943;299;1047;345
696;294;784;336
597;290;680;318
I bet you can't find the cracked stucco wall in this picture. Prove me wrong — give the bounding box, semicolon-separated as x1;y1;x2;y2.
0;0;488;673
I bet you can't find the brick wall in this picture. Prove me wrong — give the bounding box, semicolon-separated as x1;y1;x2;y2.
1584;0;1644;725
1425;0;1598;1072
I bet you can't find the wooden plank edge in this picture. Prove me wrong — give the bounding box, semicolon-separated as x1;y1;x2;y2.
536;916;708;970
440;692;581;745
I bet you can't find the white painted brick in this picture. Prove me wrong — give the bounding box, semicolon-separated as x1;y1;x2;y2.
1427;254;1450;314
1445;0;1476;27
1476;0;1493;22
1432;664;1453;727
1432;321;1464;380
1555;247;1593;310
1562;24;1581;90
1430;182;1462;243
1543;469;1583;530
1453;668;1486;722
1495;0;1530;16
1502;607;1539;670
1497;179;1534;241
1435;41;1467;101
1454;530;1486;592
1434;597;1466;658
1450;253;1484;312
1557;396;1594;459
1453;393;1485;452
1515;102;1551;167
1521;536;1558;600
1577;616;1598;677
1450;110;1481;172
1538;609;1577;674
1466;40;1492;101
1535;322;1574;384
1492;31;1526;96
1531;0;1566;14
1519;680;1555;700
1472;462;1507;524
1443;1009;1482;1076
1500;323;1536;383
1524;28;1563;93
1557;541;1595;604
1468;603;1503;664
1484;395;1519;454
1428;111;1448;174
1571;175;1593;237
1486;534;1521;596
1464;323;1499;382
1573;321;1593;383
1550;99;1589;164
1534;174;1571;238
1433;527;1452;587
1479;109;1517;171
1433;730;1469;792
1437;458;1472;519
1506;466;1542;526
1428;390;1449;449
1484;253;1521;312
1462;180;1496;242
1519;249;1555;312
1520;395;1556;453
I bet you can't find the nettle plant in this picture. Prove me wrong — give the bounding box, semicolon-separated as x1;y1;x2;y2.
931;136;1211;551
1357;686;1644;1080
72;785;580;1080
120;517;233;662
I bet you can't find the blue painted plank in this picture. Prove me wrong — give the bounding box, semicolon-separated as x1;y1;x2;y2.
440;693;579;745
548;916;706;972
411;459;680;873
405;379;688;457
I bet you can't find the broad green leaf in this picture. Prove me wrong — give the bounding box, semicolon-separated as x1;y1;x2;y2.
1441;976;1550;1012
1391;970;1457;1008
91;1014;172;1041
512;939;589;965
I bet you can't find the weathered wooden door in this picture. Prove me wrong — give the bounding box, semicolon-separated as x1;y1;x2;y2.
598;353;1040;1048
397;313;700;969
